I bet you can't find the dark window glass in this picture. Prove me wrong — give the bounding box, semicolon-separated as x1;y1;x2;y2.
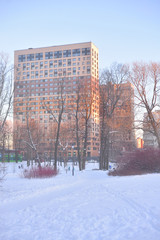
67;59;71;66
82;48;90;55
49;61;53;67
72;49;80;56
18;55;26;62
58;60;62;67
27;54;34;61
45;52;53;59
63;50;71;58
36;53;43;60
54;51;62;58
87;66;90;74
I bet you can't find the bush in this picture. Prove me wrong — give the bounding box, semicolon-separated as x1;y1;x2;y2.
109;148;160;176
22;166;58;179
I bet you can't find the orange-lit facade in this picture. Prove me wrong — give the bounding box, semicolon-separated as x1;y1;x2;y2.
14;42;99;159
100;82;135;155
137;137;143;148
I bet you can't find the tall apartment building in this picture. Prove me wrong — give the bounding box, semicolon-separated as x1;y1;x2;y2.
14;42;99;159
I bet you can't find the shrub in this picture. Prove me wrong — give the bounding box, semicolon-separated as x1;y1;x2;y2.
22;166;58;179
109;148;160;176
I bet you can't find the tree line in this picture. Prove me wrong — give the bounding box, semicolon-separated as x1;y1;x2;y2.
1;53;160;171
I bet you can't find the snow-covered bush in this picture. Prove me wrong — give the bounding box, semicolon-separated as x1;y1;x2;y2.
22;166;58;179
109;148;160;176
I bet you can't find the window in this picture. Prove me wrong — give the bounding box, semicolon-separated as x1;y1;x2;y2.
54;51;62;58
49;61;53;67
23;64;26;70
67;59;71;66
72;49;80;56
45;52;53;59
82;48;90;55
63;50;71;58
27;54;34;61
31;63;35;69
36;53;43;60
73;67;76;75
44;70;48;77
18;55;26;62
58;60;62;67
87;66;90;74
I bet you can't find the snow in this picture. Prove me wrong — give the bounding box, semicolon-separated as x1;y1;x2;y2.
0;162;160;240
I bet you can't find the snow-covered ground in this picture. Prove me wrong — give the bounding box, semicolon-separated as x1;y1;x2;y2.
0;162;160;240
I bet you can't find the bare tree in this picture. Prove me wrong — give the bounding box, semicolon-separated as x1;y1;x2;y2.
99;63;130;170
13;95;45;167
73;80;93;170
43;79;65;170
81;83;93;170
25;112;42;167
0;53;14;133
13;122;23;162
14;112;42;167
75;83;82;170
0;53;14;178
0;121;12;162
130;62;160;148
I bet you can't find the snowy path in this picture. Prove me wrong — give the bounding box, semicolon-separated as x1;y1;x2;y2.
0;166;160;240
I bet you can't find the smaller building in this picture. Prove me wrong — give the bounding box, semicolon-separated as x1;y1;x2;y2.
143;110;160;148
99;81;135;159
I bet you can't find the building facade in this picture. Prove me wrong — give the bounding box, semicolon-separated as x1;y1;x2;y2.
14;42;100;160
99;81;135;159
112;82;135;152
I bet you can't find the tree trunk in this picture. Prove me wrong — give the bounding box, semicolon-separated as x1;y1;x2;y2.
54;110;63;170
82;119;88;170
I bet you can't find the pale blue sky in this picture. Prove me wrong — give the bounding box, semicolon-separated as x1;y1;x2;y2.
0;0;160;69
